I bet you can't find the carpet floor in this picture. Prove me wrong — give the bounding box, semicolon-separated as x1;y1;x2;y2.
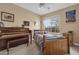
0;42;79;55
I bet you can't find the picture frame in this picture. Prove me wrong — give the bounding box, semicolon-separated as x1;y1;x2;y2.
23;21;30;26
66;10;76;22
22;21;30;28
1;12;14;22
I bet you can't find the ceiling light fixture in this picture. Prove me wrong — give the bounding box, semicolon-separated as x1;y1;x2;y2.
38;3;50;10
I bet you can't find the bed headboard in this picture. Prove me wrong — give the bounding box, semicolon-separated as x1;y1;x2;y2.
34;30;46;35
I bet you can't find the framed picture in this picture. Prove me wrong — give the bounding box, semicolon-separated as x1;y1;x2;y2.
23;21;30;26
1;12;14;22
66;10;76;22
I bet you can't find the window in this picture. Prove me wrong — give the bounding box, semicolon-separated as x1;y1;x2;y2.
43;16;60;32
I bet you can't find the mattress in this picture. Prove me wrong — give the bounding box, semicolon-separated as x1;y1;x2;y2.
44;33;64;40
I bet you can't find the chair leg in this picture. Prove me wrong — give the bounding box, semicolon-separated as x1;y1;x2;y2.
27;43;29;46
7;41;9;55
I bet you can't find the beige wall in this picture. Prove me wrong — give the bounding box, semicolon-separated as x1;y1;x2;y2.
0;3;41;30
42;4;79;43
0;3;79;43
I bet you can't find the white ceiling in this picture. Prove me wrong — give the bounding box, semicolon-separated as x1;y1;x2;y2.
15;3;76;15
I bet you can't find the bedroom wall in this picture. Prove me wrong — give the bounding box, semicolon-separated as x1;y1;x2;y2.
41;4;79;44
0;3;41;30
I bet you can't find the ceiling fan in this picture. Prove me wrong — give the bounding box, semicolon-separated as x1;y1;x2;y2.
38;3;50;10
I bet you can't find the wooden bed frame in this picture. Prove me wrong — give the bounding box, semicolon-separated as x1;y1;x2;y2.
43;36;69;55
34;30;70;55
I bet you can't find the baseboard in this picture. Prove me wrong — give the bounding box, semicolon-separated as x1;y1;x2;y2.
73;43;79;46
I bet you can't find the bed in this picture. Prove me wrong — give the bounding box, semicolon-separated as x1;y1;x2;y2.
34;30;70;55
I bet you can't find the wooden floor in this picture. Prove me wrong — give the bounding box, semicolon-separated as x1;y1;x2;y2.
0;41;79;55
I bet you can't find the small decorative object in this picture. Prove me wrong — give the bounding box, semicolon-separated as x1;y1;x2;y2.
0;22;4;27
1;12;14;22
0;22;4;37
0;30;2;37
66;10;76;22
22;24;24;28
34;21;36;26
